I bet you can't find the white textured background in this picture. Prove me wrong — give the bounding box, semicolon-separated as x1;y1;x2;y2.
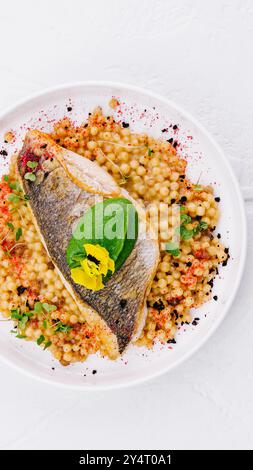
0;0;252;450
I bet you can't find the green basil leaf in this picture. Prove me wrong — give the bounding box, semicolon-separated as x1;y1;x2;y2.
66;237;86;267
114;203;138;272
66;198;139;282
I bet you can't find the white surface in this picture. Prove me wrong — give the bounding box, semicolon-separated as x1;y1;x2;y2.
0;0;252;450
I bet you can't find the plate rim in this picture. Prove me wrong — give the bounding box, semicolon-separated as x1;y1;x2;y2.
0;80;248;391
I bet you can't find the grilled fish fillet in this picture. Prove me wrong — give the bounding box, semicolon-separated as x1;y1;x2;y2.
16;131;159;356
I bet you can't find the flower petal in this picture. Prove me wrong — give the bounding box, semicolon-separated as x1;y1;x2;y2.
81;258;99;277
108;258;115;273
94;275;105;291
84;243;109;264
71;267;98;290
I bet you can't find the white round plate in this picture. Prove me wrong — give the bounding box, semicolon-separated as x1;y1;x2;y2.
0;82;247;390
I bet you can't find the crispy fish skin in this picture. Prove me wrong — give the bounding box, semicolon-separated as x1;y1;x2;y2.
17;131;159;354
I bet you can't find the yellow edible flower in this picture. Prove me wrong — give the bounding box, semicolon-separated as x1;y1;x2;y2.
70;243;115;291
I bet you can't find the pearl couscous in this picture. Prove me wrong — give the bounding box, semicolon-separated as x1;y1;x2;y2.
0;106;229;365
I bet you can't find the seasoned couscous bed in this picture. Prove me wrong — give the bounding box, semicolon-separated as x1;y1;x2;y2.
0;106;229;364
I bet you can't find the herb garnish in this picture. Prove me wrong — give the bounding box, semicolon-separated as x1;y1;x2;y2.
33;302;57;314
165;242;180;257
37;335;52;350
27;161;38;169
15;227;22;241
180;212;208;241
24;172;36;182
11;308;33;335
37;334;45;346
55;322;72;334
166;211;208;255
7;222;14;231
66;198;138;286
24;161;38;182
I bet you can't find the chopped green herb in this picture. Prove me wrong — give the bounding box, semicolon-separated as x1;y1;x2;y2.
43;320;47;329
193;221;208;236
193;184;202;191
180;225;194;240
16;334;26;339
27;161;38;169
42;303;57;313
44;341;52;350
3;175;9;182
8;194;21;204
180;213;191;225
15;227;22;241
37;334;45;346
165;242;180;257
34;302;43;313
9;181;22;192
24;172;36;182
7;222;14;231
11;308;22;320
147;148;154;156
55;322;72;334
18;315;29;330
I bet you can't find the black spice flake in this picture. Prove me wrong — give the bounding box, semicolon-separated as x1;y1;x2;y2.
215;197;220;202
167;338;176;344
120;299;127;309
122;122;129;128
67;106;72;112
213;295;218;301
162;128;168;133
153;300;165;312
17;286;27;296
0;149;8;156
92;370;97;375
